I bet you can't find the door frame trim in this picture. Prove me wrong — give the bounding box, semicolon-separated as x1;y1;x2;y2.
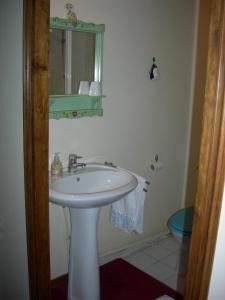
185;0;225;298
23;0;51;299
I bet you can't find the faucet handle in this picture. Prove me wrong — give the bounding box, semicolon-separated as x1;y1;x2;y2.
75;155;83;160
69;154;83;163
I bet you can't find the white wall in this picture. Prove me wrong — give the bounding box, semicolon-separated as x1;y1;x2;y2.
208;183;225;299
49;0;197;278
0;0;29;299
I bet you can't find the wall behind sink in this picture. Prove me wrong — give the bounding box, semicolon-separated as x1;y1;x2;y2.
49;0;198;278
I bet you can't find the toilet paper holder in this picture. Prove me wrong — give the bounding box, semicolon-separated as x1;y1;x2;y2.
150;154;163;171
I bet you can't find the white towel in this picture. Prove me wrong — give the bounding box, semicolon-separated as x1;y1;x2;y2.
110;173;147;234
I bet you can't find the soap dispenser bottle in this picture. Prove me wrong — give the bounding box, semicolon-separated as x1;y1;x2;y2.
51;152;63;178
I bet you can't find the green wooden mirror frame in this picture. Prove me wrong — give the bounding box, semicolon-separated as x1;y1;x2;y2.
49;17;105;119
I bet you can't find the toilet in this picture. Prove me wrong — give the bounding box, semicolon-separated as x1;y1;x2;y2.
167;207;194;244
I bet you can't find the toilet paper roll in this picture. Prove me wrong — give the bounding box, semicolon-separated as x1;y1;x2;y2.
150;161;163;171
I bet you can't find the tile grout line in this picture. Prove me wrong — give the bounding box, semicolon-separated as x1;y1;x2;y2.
124;238;182;288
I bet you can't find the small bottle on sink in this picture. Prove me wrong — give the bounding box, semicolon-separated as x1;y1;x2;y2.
51;152;63;178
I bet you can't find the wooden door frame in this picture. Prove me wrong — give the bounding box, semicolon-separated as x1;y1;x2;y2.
23;0;225;299
23;0;51;299
185;0;225;298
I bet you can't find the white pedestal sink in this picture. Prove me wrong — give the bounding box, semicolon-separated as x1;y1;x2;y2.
49;164;138;300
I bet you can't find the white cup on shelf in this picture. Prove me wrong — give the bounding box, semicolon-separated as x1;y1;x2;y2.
78;81;90;95
89;81;101;96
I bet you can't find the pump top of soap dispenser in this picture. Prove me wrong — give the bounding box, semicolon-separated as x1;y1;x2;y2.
54;152;60;161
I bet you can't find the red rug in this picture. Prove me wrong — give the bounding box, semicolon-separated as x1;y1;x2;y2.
52;258;183;300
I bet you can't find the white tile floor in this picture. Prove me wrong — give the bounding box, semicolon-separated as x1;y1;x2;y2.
123;234;188;293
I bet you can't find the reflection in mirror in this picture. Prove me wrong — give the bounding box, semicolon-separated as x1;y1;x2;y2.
71;31;95;94
49;29;95;95
49;29;65;95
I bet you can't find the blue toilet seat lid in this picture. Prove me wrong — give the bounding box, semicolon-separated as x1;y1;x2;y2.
167;207;194;234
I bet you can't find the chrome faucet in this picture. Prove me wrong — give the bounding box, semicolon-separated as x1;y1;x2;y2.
68;154;86;172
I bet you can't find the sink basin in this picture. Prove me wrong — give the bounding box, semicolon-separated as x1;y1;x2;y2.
49;163;138;300
49;164;138;208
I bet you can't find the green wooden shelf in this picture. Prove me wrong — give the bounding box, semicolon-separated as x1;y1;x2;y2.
50;17;105;33
49;94;105;120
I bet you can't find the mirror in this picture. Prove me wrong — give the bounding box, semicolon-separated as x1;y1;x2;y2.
49;18;105;96
49;29;95;95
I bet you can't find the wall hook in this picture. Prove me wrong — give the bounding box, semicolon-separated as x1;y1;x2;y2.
149;57;160;81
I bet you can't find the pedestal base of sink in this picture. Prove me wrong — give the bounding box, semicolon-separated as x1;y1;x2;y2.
68;207;100;300
49;164;138;299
